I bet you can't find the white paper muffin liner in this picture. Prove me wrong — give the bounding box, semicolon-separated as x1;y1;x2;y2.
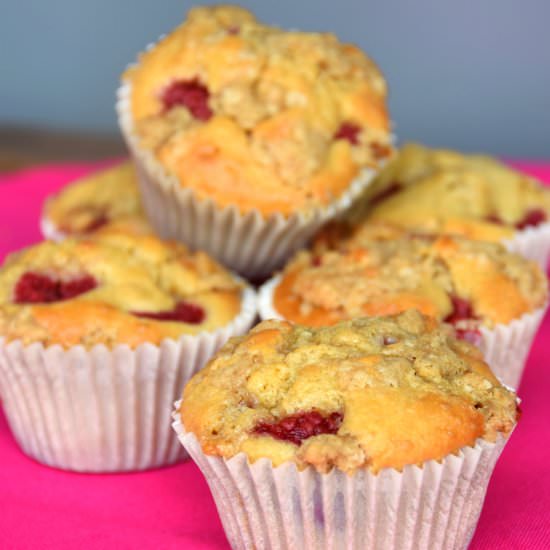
116;82;388;280
503;222;550;271
172;403;509;550
40;216;66;242
0;286;257;472
258;275;285;322
258;275;547;389
478;305;547;388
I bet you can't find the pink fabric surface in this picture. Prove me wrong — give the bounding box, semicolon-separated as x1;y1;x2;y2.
0;161;549;549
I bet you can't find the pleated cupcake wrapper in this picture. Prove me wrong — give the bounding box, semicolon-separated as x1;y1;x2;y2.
478;304;547;388
40;216;67;242
116;82;387;280
258;274;285;322
258;275;547;389
172;405;509;550
503;222;550;271
0;286;256;472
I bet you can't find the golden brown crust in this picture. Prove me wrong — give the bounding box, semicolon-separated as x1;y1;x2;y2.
341;143;550;239
275;233;547;328
44;162;151;236
181;312;517;474
124;5;393;216
0;233;243;348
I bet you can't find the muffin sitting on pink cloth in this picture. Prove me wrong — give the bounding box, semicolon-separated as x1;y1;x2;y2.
0;232;256;472
174;311;518;550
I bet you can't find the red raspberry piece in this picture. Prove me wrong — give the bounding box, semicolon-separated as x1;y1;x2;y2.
161;79;213;121
253;410;343;446
334;123;360;145
487;209;547;230
59;276;97;300
311;256;323;267
444;295;482;344
15;273;97;304
132;301;205;324
516;209;547;230
15;273;59;303
444;295;475;325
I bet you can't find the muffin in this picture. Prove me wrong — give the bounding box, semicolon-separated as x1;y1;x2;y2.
0;232;256;471
173;311;518;550
41;161;152;240
117;5;393;278
259;232;548;387
330;143;550;269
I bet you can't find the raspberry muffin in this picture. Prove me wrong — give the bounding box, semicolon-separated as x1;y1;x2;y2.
334;143;550;269
173;311;518;550
117;5;393;278
41;161;152;240
0;233;256;471
259;233;548;387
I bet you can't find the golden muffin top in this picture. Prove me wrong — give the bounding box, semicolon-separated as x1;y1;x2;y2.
44;162;151;236
273;233;547;332
124;5;393;216
181;311;518;474
345;143;550;240
0;233;244;348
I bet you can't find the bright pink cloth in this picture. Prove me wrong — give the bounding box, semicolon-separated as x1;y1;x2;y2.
0;161;549;549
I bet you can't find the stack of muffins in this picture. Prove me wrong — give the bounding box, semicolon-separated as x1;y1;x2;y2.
1;5;549;549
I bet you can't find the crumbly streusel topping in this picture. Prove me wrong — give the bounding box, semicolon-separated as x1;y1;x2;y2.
124;5;393;215
0;233;243;348
181;311;518;474
275;233;547;328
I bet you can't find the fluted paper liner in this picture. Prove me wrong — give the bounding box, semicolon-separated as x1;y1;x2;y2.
172;403;509;550
503;222;550;271
259;275;547;389
116;82;388;279
0;286;256;472
478;305;547;388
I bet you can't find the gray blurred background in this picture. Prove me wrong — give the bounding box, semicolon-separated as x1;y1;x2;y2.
1;0;549;163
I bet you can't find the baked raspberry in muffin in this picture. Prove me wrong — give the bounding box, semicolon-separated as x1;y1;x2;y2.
0;233;245;346
334;143;550;268
42;161;151;240
260;233;547;386
174;311;517;550
266;234;546;328
118;5;393;277
0;233;256;472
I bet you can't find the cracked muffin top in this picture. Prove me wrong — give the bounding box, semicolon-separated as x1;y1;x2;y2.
181;311;518;474
0;232;244;348
341;143;550;241
124;5;392;216
271;233;547;336
43;162;151;237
